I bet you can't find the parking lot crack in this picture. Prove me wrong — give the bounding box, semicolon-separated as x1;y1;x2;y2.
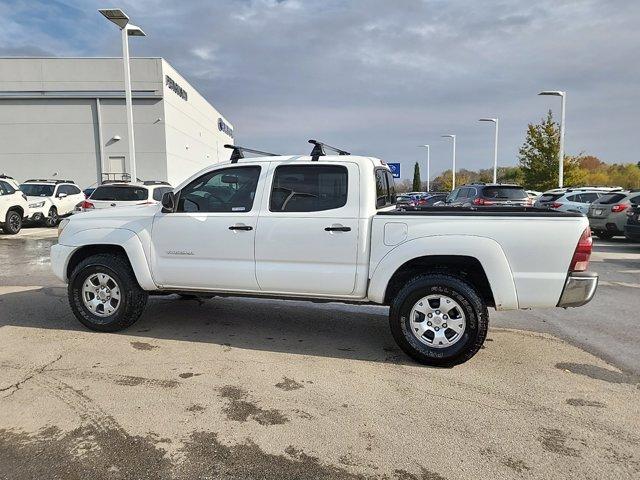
0;354;62;398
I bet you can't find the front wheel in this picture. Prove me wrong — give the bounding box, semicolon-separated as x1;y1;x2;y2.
2;209;22;234
68;253;148;332
389;273;488;367
44;207;58;227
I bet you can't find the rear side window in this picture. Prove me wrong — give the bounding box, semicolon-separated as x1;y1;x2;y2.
482;186;527;199
630;195;640;205
91;186;149;201
270;165;348;212
152;187;172;201
375;169;396;208
596;193;627;204
577;193;600;203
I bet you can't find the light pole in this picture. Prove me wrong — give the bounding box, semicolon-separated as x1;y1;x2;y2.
99;9;146;182
418;145;430;192
539;90;566;188
479;118;499;183
441;135;456;190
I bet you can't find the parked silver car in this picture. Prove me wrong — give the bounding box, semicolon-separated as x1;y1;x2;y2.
588;190;640;239
534;187;613;214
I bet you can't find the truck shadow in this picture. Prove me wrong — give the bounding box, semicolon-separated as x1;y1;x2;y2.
0;287;413;365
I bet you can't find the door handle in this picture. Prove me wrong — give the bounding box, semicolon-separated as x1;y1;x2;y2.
325;225;351;232
229;224;253;231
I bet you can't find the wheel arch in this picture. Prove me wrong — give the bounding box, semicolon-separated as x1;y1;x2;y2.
62;228;157;291
368;235;518;310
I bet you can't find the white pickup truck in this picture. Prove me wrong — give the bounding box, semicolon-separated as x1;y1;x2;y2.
51;148;598;366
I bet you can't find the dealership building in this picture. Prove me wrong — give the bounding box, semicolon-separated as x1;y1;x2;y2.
0;57;234;188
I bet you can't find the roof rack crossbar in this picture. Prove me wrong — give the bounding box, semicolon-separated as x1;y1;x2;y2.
224;144;280;164
308;139;351;161
25;179;75;184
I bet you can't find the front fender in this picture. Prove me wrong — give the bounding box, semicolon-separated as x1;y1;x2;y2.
58;228;157;291
368;235;518;310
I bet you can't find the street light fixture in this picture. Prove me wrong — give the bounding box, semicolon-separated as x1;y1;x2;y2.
99;8;146;182
441;135;456;190
538;90;566;188
418;145;430;192
479;118;499;183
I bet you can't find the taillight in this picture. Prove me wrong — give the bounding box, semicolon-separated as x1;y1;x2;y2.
81;200;94;210
550;202;563;209
569;227;592;272
611;203;629;213
473;198;495;206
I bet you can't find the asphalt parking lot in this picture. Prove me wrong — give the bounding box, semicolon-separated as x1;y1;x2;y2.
1;228;639;479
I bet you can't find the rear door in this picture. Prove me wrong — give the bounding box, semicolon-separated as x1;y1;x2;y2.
255;162;359;296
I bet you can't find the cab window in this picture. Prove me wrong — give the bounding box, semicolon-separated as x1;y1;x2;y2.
270;165;348;212
177;166;261;213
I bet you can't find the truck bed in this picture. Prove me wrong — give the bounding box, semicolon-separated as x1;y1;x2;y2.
377;206;583;217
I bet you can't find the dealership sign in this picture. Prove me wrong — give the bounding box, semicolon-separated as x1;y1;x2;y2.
218;118;234;138
165;75;188;101
388;163;401;178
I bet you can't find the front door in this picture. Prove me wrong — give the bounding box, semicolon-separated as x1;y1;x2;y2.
150;165;264;291
255;163;360;296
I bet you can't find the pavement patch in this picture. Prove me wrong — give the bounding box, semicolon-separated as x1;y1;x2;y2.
130;341;158;351
275;377;304;391
218;385;288;425
112;375;179;389
538;428;581;457
565;398;606;408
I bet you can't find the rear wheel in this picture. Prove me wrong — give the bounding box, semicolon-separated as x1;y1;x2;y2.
45;207;58;227
389;273;488;367
68;253;148;332
2;209;22;234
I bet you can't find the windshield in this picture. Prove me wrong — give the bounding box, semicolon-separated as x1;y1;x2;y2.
482;186;527;199
91;186;148;201
20;184;55;197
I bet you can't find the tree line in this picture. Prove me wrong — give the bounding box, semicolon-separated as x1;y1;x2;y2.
398;111;640;193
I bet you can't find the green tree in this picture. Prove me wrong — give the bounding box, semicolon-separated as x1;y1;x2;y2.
412;162;421;191
518;110;562;191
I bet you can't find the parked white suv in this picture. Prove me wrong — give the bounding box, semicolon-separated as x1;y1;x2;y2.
81;181;173;211
0;175;29;234
534;187;618;214
20;179;84;227
51;145;597;366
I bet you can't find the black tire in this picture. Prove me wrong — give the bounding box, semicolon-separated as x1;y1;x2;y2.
595;231;614;240
3;209;22;235
45;207;59;227
389;273;489;367
68;253;148;332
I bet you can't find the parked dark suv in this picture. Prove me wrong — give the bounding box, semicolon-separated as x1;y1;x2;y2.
444;184;530;207
625;203;640;241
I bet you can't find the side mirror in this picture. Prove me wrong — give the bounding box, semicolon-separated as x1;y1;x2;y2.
57;193;68;199
161;191;176;213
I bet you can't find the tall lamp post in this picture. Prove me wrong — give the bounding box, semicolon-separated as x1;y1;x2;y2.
418;144;430;192
539;90;566;188
479;118;499;183
441;135;456;190
99;8;146;182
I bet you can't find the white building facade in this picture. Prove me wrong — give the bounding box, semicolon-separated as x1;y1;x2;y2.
0;57;234;188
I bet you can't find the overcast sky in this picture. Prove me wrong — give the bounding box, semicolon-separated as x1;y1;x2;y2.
1;0;638;179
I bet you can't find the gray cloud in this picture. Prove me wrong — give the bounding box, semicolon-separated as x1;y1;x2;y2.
0;0;638;178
